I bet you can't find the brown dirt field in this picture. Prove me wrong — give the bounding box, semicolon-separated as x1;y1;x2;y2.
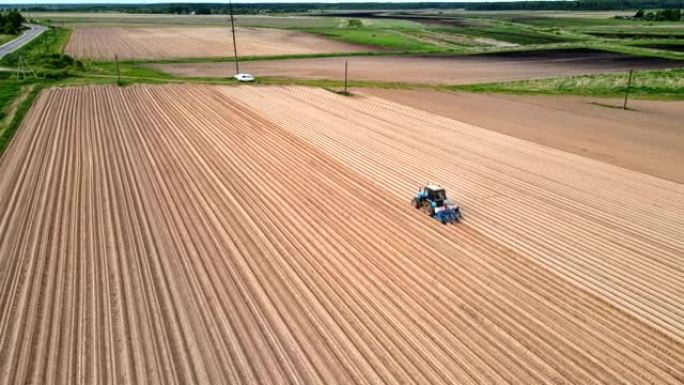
0;84;683;384
65;27;373;60
362;89;684;183
152;49;684;84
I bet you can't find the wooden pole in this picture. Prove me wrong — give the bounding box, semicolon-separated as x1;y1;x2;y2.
115;54;121;85
344;61;348;94
623;69;633;110
229;0;240;74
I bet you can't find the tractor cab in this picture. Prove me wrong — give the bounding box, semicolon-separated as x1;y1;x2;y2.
422;185;447;205
412;184;462;224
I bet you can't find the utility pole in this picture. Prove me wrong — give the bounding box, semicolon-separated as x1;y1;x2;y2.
344;61;348;94
115;54;121;85
229;0;240;74
623;69;633;110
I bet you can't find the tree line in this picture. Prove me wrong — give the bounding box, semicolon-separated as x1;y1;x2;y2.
465;0;683;11
633;8;683;20
3;1;683;14
0;10;24;34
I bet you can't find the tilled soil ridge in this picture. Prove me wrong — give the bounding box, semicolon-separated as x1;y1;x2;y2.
0;84;682;385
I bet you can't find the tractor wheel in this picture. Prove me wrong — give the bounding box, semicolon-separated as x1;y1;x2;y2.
411;198;420;209
422;202;434;216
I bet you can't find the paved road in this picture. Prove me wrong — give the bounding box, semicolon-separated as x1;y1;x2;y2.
0;24;47;59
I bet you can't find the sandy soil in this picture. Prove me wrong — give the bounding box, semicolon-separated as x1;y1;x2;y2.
153;49;684;84
0;85;682;384
65;26;372;60
363;89;684;183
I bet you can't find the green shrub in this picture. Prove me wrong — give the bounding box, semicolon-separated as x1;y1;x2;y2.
37;69;70;80
38;54;83;70
347;19;363;28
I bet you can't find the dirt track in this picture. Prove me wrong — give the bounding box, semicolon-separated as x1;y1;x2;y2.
362;89;684;183
66;27;372;60
153;49;684;84
0;85;682;384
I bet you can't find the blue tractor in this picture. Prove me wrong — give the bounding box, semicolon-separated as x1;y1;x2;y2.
411;184;462;224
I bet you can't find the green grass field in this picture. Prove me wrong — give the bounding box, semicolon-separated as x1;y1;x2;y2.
0;79;22;122
451;68;684;99
0;34;15;46
307;28;445;52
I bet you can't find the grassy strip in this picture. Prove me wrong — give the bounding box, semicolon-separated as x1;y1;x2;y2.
82;61;174;79
449;68;684;100
118;50;393;65
508;16;635;28
62;70;432;91
0;34;16;46
61;73;196;87
0;84;42;155
305;28;445;52
586;42;684;60
254;76;432;90
0;80;23;121
448;26;575;45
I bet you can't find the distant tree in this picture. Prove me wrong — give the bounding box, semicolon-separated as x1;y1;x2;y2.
634;9;645;18
6;10;23;27
651;8;684;21
7;0;684;15
347;19;363;28
0;10;25;34
193;4;211;15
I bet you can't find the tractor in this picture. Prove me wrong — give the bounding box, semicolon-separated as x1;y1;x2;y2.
411;184;462;224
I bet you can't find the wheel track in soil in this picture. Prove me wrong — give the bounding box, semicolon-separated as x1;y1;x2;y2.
0;84;682;385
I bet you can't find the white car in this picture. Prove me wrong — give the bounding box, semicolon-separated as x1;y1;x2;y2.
234;73;255;82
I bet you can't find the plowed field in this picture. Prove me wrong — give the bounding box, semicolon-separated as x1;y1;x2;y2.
0;85;682;385
361;89;684;183
65;27;372;60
